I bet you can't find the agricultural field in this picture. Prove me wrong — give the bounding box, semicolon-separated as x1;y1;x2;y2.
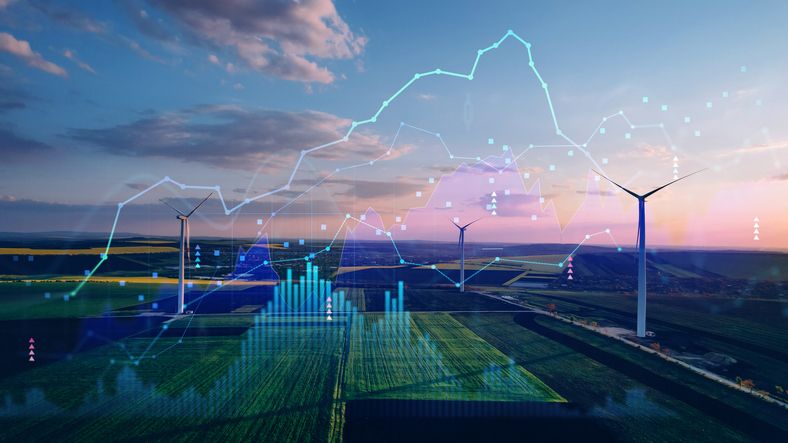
504;289;788;400
2;243;786;441
0;281;167;321
0;318;346;442
343;312;561;402
454;312;788;442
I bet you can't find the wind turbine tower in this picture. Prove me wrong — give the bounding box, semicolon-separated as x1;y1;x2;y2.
161;193;213;314
451;218;481;292
593;170;703;337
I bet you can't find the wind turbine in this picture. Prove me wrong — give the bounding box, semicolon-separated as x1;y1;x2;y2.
161;193;213;314
451;218;481;292
593;169;704;337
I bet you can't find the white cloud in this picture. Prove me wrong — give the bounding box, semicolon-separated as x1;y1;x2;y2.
62;48;96;74
147;0;366;83
0;32;67;77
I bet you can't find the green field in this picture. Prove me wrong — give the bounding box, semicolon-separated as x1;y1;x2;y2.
0;307;565;441
454;312;787;442
504;289;788;400
0;282;166;320
343;312;562;402
0;320;345;442
1;277;785;441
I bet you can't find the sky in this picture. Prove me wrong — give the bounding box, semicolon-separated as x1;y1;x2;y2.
1;0;787;250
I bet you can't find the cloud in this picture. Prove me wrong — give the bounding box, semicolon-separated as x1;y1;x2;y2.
0;84;33;113
125;182;149;190
577;189;616;197
62;48;96;74
472;194;544;217
717;141;788;158
0;127;53;161
31;2;167;64
30;0;108;34
416;93;436;102
769;173;788;182
331;178;423;200
0;32;67;77
121;36;166;64
0;0;15;10
146;0;366;83
124;3;178;43
68;104;388;170
207;53;219;64
617;142;672;161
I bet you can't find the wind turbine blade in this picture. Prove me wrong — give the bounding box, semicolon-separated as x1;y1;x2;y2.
642;169;706;199
160;199;185;216
592;169;640;199
461;217;483;229
449;218;461;229
186;193;214;218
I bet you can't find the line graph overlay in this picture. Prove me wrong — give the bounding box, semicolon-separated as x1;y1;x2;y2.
71;29;680;296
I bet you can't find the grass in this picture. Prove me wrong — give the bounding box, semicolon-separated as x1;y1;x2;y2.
0;317;345;442
362;287;524;312
508;289;788;397
453;312;762;443
343;312;562;402
0;282;165;320
536;290;787;350
0;246;178;255
537;314;788;431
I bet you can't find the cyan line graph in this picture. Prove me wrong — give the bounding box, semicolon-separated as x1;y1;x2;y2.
71;29;681;297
